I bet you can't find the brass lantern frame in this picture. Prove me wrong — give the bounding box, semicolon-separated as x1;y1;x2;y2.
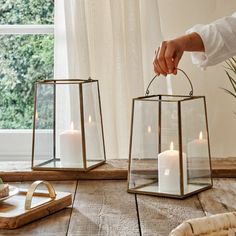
31;78;106;171
127;69;213;199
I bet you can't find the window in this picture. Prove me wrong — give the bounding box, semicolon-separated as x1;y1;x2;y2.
0;0;54;160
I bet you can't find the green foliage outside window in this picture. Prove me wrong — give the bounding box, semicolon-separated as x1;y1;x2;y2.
0;0;54;129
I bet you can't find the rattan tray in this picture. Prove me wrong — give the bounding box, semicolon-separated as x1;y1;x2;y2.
170;212;236;236
0;180;72;229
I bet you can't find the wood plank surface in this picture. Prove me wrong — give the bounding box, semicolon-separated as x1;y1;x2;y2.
0;181;77;236
137;194;205;236
67;180;140;236
0;179;235;235
198;178;236;216
1;158;236;182
0;160;128;182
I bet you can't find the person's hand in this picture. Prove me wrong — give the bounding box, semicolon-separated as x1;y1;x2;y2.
153;39;184;76
153;33;205;76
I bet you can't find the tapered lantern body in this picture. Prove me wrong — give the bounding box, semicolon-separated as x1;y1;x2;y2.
32;78;106;171
128;70;212;198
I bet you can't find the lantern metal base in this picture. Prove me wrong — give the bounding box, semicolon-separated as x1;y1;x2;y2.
128;182;212;199
32;158;106;171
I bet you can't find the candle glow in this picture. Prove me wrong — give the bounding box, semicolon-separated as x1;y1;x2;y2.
71;121;74;130
164;169;170;176
89;115;92;123
199;131;203;140
147;125;152;133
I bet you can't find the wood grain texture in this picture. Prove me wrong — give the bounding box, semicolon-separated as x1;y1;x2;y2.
0;160;128;182
0;158;236;182
0;179;236;235
198;178;236;216
67;180;140;236
137;194;205;236
0;181;77;236
211;158;236;177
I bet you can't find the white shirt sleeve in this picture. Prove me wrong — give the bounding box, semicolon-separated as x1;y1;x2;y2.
186;12;236;69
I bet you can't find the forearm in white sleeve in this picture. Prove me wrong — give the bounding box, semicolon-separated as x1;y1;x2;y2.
186;12;236;69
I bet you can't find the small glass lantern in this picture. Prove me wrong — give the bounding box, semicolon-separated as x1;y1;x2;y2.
128;69;213;198
32;78;106;171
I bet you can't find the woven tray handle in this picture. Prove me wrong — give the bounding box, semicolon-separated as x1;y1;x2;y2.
25;180;57;210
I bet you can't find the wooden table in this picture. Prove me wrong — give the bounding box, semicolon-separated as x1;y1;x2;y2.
0;178;235;236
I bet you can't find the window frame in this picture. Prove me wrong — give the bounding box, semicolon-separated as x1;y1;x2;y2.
0;24;54;161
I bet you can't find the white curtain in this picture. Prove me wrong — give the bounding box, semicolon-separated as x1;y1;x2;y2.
54;0;163;159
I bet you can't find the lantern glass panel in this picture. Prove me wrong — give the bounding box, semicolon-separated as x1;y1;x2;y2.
158;100;183;195
181;98;212;194
129;99;159;192
82;82;105;167
128;95;212;198
56;83;84;168
33;83;54;167
32;79;106;170
129;98;184;196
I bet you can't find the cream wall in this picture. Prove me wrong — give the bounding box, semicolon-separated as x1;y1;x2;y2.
157;0;236;157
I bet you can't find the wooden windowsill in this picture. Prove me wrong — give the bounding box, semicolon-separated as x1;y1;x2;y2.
1;158;236;182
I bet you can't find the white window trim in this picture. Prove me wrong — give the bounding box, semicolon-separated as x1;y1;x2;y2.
0;130;52;161
0;25;54;161
0;25;54;35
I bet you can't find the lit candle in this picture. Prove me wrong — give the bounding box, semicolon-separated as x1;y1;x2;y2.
89;115;92;123
143;125;157;158
158;142;187;193
147;125;152;134
187;131;208;158
59;122;82;166
187;131;209;178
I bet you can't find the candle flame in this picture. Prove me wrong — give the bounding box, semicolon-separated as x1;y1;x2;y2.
35;111;38;119
89;115;92;123
199;131;203;140
147;125;152;133
71;122;74;130
170;141;174;151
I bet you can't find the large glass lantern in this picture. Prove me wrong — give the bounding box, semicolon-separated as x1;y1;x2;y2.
128;69;213;198
32;78;106;171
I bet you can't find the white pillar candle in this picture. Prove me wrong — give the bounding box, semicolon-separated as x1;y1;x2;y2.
187;131;209;178
187;131;208;158
158;142;187;194
60;122;82;166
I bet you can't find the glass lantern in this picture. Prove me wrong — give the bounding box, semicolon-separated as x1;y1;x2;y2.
32;78;106;171
128;69;213;198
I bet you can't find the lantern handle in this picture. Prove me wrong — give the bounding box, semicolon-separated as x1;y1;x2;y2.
145;68;193;97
